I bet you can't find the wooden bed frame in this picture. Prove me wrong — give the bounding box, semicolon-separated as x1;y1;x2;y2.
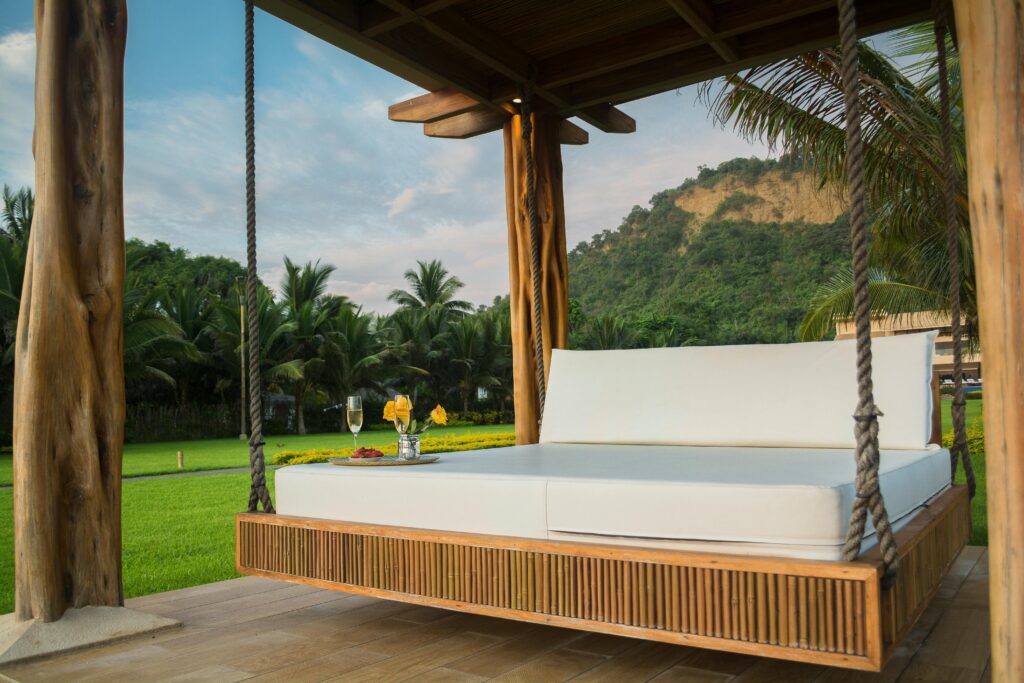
236;484;968;671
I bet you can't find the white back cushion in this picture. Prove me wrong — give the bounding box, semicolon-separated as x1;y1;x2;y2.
540;331;937;450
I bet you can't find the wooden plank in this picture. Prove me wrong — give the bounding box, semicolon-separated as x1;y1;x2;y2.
953;1;1024;681
388;88;482;123
664;0;740;62
360;0;466;37
423;109;508;138
566;0;931;107
557;119;589;145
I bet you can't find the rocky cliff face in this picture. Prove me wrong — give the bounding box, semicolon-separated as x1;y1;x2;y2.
675;168;843;229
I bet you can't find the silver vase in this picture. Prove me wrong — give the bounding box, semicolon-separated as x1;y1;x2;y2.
398;434;421;460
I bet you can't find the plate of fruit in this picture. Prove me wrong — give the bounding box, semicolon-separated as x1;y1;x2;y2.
346;447;385;462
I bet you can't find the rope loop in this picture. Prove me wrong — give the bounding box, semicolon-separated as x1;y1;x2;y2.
835;0;898;586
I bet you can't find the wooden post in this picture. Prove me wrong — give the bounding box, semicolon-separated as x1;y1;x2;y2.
177;451;184;469
503;113;569;444
14;0;128;622
952;1;1024;679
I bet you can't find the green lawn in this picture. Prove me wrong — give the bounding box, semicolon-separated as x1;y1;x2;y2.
0;402;988;615
940;398;987;545
0;424;513;486
0;471;268;615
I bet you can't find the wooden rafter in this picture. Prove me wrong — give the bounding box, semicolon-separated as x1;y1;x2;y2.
664;0;739;62
371;0;635;134
360;0;466;37
388;88;482;123
423;109;507;139
567;0;932;107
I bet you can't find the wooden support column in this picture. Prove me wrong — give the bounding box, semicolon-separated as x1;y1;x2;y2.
14;0;128;622
503;113;569;444
952;0;1024;680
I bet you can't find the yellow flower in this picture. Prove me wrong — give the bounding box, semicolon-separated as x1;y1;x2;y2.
394;395;412;421
382;401;396;421
430;404;448;426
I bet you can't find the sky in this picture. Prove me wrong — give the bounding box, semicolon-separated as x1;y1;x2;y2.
0;1;769;313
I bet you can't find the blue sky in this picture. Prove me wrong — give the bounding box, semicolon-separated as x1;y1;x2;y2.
0;1;770;312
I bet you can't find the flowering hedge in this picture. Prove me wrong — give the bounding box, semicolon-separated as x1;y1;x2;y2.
272;432;516;466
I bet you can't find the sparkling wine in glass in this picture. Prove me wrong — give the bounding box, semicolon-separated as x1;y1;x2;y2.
393;394;412;434
346;396;363;450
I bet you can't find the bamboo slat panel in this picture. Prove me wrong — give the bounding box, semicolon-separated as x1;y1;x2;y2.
236;485;970;672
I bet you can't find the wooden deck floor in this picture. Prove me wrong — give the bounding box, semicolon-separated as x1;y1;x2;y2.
0;547;989;682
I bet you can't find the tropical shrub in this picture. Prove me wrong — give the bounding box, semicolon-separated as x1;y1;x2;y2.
273;432;516;465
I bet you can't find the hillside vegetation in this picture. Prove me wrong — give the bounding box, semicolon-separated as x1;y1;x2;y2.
568;157;851;346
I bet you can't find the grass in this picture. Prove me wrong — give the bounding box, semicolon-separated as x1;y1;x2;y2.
0;424;514;486
0;400;989;614
0;471;270;615
940;398;987;545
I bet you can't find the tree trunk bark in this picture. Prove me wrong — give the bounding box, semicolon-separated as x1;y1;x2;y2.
503;113;569;444
15;0;128;623
295;382;306;435
952;1;1024;679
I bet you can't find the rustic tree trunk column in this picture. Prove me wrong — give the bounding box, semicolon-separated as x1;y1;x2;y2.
14;0;128;622
503;113;569;444
952;1;1024;680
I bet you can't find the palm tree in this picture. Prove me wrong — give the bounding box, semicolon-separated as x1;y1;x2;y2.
161;286;213;405
700;27;970;339
445;316;501;413
582;315;637;350
207;287;301;407
382;307;448;405
1;185;33;243
388;259;472;315
123;276;190;388
280;258;348;434
319;307;398;424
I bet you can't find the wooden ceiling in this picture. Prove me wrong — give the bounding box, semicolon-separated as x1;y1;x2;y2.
256;0;932;140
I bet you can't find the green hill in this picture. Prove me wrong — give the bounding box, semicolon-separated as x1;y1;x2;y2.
567;157;851;347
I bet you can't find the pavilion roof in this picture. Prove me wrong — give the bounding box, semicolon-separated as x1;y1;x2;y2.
257;0;931;139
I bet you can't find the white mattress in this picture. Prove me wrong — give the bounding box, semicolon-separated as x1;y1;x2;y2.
275;443;951;561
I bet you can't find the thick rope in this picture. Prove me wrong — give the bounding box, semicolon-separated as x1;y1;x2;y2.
244;0;274;513
520;90;547;424
933;1;976;499
836;0;898;586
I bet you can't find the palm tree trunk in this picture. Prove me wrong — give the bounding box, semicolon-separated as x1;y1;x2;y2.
295;381;306;435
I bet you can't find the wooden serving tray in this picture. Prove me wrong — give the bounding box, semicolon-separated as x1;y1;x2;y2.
329;456;440;467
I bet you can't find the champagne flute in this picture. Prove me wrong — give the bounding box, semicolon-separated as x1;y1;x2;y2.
393;394;412;435
346;396;363;450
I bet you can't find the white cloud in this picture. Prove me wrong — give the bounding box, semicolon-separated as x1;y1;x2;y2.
0;27;768;315
387;187;417;217
0;31;35;188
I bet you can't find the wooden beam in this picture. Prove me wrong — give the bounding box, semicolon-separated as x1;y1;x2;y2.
568;0;932;107
256;0;501;112
16;0;127;621
664;0;739;62
361;0;466;37
388;88;483;123
578;104;635;134
952;2;1024;680
558;119;589;145
373;0;636;135
537;21;704;90
423;109;508;139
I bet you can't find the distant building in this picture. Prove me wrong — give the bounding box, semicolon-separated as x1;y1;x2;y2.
834;311;981;381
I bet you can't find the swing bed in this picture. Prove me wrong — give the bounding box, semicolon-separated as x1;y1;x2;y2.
234;0;974;671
